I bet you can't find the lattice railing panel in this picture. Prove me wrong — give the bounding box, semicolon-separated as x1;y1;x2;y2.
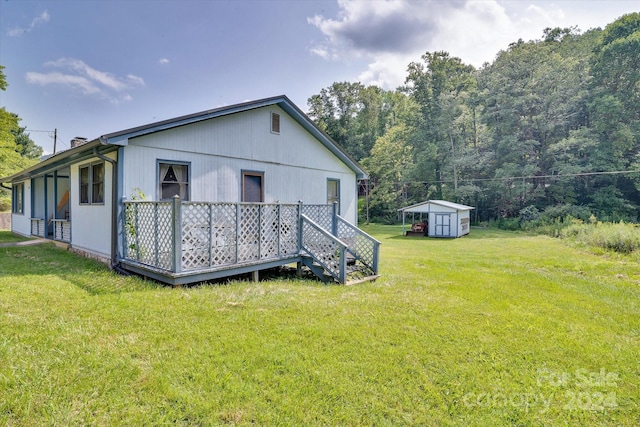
260;205;279;260
336;216;379;274
301;218;343;280
301;204;333;232
182;203;211;270
210;203;237;267
279;205;299;256
237;205;260;262
124;202;173;270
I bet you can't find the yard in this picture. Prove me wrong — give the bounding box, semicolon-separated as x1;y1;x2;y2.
0;227;638;426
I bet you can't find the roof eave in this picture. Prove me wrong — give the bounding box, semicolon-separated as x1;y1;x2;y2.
0;139;112;184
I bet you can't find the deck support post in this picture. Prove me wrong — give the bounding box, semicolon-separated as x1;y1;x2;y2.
331;202;338;237
252;270;259;282
172;195;182;273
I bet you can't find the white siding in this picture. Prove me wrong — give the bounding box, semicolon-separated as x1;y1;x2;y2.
11;179;31;236
121;106;359;223
69;153;115;258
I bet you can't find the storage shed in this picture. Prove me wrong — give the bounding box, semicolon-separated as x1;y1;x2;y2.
398;200;474;238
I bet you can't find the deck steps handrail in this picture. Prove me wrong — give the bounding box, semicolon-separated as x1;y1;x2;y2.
334;215;381;275
300;214;349;284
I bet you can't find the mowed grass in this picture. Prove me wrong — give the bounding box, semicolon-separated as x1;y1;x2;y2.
0;227;638;426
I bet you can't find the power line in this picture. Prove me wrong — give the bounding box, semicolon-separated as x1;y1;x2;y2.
381;169;640;186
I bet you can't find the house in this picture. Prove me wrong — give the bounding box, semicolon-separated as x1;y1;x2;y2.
0;95;380;285
398;200;474;238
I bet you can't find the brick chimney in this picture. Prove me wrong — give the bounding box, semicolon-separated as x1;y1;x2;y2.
70;137;88;148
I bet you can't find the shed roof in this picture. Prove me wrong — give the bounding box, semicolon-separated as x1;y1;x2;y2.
398;200;475;213
0;95;367;184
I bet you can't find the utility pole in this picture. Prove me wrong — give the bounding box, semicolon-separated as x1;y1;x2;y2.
53;128;57;154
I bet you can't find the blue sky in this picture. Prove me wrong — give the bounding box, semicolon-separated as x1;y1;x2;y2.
1;0;639;155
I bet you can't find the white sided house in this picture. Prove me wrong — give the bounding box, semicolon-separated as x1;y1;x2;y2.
1;96;380;285
399;200;474;238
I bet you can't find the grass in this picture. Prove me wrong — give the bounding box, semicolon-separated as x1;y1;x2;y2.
0;227;638;425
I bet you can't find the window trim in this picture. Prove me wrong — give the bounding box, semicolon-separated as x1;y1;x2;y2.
270;111;280;135
78;161;105;205
241;170;264;202
12;182;24;215
157;160;191;201
327;178;340;214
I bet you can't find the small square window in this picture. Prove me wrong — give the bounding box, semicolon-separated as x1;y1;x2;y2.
159;162;190;201
271;112;280;134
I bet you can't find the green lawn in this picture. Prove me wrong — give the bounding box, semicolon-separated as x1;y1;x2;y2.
0;227;638;426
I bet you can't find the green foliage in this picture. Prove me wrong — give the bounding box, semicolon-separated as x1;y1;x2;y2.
0;65;43;203
560;221;640;253
0;196;10;212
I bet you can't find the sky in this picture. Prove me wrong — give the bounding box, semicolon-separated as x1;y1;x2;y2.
1;0;639;155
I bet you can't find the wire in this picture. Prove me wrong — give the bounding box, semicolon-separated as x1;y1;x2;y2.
364;169;640;186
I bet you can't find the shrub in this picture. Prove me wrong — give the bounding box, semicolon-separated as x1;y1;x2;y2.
560;221;640;254
0;196;10;212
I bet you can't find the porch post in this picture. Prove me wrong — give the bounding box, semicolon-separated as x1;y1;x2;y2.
172;195;182;273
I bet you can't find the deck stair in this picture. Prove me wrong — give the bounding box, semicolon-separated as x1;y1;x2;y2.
300;213;380;285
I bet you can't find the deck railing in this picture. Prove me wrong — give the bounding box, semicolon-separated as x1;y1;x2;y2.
52;219;71;242
122;197;379;281
300;214;348;283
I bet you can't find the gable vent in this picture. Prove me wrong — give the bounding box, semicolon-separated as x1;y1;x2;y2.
271;112;280;134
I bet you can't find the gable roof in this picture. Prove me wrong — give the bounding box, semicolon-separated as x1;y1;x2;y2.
100;95;366;178
0;95;367;184
398;200;475;213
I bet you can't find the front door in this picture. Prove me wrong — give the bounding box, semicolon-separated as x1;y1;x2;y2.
434;214;451;237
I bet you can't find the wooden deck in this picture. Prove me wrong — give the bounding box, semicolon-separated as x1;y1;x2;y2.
120;199;380;285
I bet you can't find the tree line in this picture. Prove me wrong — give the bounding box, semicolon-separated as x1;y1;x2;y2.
308;13;640;225
0;66;42;210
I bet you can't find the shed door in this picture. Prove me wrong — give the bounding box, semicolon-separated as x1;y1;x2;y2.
434;214;451;237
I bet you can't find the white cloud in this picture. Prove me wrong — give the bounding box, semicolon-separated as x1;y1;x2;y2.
158;58;170;65
26;58;145;103
308;0;578;89
8;10;50;37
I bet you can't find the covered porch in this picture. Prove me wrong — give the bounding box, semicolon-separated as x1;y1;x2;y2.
30;166;71;243
120;199;380;285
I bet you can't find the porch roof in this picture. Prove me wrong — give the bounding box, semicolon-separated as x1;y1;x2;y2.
398;200;475;213
0;140;116;184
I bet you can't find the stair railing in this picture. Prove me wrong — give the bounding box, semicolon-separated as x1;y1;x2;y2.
300;214;349;284
334;215;381;275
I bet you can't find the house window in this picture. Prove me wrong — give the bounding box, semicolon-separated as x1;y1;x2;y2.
271;112;280;134
79;162;105;205
242;171;264;202
92;163;104;203
327;178;340;213
12;182;24;215
159;162;190;201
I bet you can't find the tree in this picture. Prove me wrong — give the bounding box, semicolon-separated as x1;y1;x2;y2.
0;65;43;210
403;51;477;201
588;13;640;219
361;124;414;222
